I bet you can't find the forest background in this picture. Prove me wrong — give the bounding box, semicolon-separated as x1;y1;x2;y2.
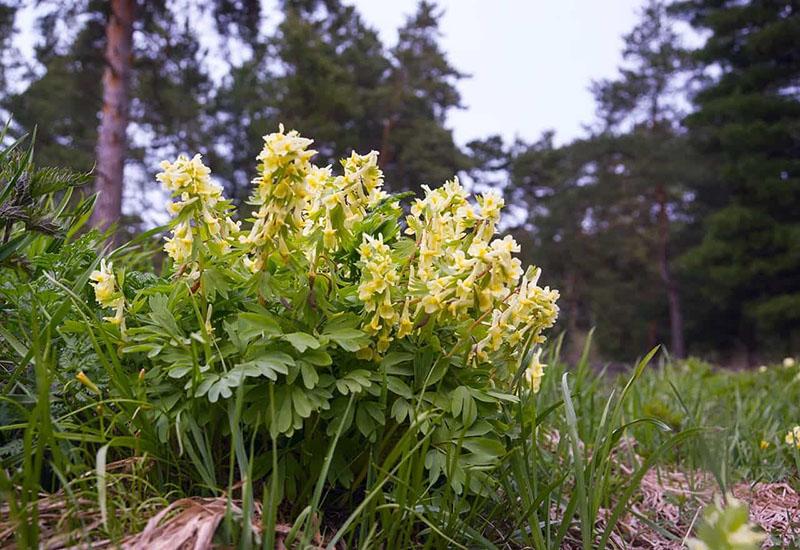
1;0;798;364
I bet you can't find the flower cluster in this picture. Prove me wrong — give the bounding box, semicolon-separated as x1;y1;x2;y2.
89;259;124;327
357;234;399;356
404;180;526;323
475;266;559;362
157;153;239;264
241;125;316;271
354;176;559;374
151;126;558;388
303;151;386;253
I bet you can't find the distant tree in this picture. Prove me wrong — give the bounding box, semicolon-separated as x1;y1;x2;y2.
1;1;244;231
381;1;467;193
673;0;800;360
0;1;17;97
507;132;670;360
2;2;106;172
590;0;691;357
209;0;389;200
90;0;135;232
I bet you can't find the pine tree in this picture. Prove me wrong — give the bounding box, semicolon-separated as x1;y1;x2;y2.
210;0;389;199
674;0;800;359
590;0;691;357
90;0;135;232
381;1;467;193
1;2;233;230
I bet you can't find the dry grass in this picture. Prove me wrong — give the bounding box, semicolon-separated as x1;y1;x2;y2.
2;461;798;548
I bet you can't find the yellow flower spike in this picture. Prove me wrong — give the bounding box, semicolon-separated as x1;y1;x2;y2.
76;371;101;395
157;153;238;268
397;300;414;339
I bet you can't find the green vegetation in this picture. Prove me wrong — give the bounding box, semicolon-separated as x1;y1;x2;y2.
2;128;796;548
4;0;795;362
1;0;798;547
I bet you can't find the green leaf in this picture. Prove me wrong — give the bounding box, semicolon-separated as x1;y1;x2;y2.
461;438;505;463
238;350;294;381
168;365;193;379
391;398;412;423
335;369;372;395
386;376;413;399
283;332;320;353
239;310;282;340
302;348;332;366
324;328;370;352
292;386;313;418
149;294;182;337
300;362;319;389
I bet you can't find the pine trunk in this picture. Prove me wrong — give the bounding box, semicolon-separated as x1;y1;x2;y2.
655;183;685;358
90;0;135;234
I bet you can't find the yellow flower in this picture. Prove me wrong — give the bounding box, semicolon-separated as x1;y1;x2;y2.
164;221;193;263
89;259;117;307
243;125;316;265
785;426;800;448
523;349;546;393
421;294;443;314
687;494;765;550
76;371;101;395
89;258;126;328
397;300;414;339
784;357;796;368
157;153;238;265
759;439;770;450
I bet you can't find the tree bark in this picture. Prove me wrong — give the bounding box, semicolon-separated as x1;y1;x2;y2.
90;0;135;235
655;183;685;358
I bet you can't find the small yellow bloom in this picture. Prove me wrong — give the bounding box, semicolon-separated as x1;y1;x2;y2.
397;300;414;339
523;349;546;393
785;426;800;448
760;439;770;450
89;259;117;308
784;357;796;368
76;371;101;395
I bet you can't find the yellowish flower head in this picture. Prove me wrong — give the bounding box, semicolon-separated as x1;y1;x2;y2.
783;357;796;368
76;371;101;395
785;426;800;448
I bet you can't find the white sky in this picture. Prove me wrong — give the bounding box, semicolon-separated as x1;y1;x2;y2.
351;0;647;146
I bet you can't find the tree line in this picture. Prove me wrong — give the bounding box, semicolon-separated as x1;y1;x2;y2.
0;0;797;363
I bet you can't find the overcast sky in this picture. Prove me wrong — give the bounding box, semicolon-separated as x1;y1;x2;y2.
351;0;647;146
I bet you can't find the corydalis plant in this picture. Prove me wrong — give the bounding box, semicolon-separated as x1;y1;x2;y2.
161;128;558;367
94;126;558;495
